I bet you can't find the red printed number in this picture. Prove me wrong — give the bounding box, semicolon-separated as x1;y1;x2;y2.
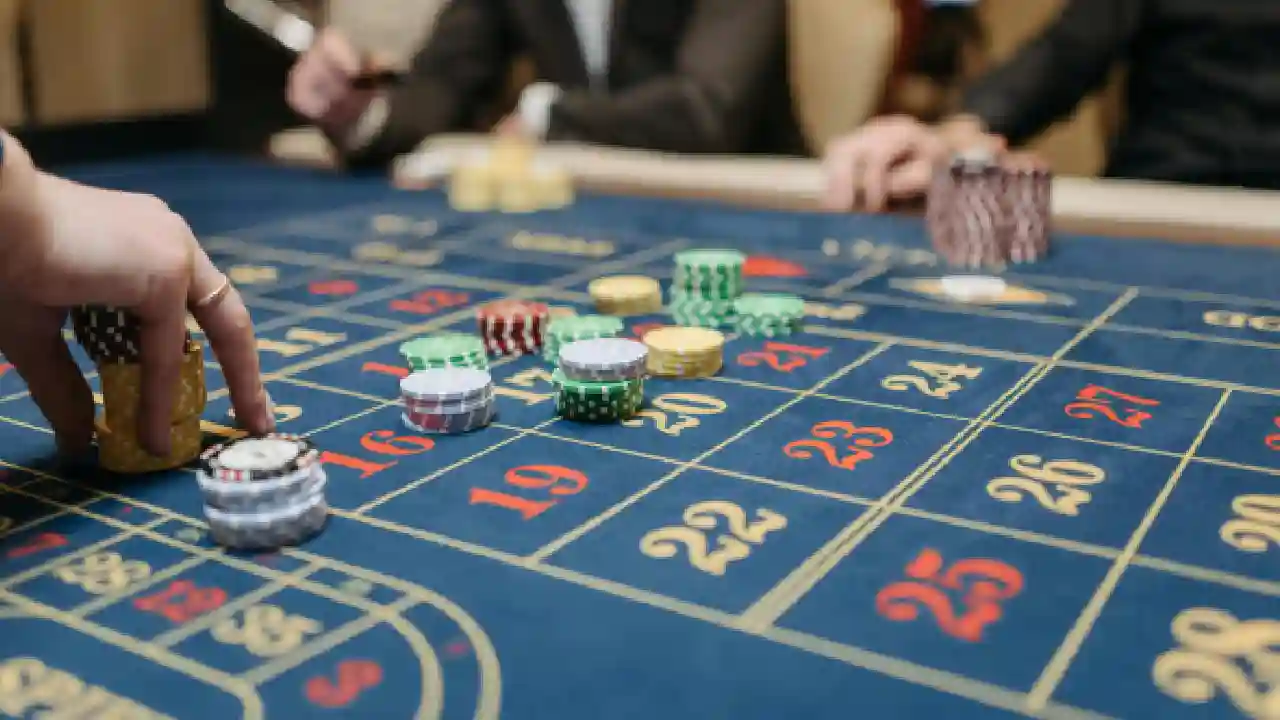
630;322;665;341
1265;417;1280;451
309;279;359;296
389;289;470;315
737;342;829;373
133;579;227;623
6;532;68;559
470;465;588;520
1064;384;1159;428
0;362;11;378
875;548;1023;642
320;431;435;479
305;659;383;708
783;420;892;470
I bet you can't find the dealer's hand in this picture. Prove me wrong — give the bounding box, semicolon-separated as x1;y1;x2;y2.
0;137;274;457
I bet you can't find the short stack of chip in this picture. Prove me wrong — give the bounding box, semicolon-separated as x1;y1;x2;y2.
926;149;1052;268
70;304;206;473
732;293;806;337
588;275;663;316
553;338;648;422
477;299;550;356
668;249;746;328
541;314;625;364
399;333;489;371
400;367;496;434
197;434;329;551
641;326;725;378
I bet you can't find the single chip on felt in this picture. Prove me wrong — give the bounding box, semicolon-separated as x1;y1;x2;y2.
939;274;1008;302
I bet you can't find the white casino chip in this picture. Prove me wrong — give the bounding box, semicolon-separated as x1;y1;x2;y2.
214;437;307;473
939;275;1007;302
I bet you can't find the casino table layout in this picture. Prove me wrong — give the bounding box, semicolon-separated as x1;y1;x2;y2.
1;150;1280;720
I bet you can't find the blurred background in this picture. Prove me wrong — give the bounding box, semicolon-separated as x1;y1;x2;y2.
0;0;1121;174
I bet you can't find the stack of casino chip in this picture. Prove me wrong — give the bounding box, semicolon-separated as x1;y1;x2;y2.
70;304;206;473
731;293;806;337
553;338;648;422
667;249;746;327
476;299;549;356
587;275;663;316
197;435;329;550
399;333;489;371
400;367;496;434
926;149;1052;268
541;314;625;364
641;326;725;378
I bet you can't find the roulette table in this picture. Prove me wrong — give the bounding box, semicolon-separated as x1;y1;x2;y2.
0;145;1278;719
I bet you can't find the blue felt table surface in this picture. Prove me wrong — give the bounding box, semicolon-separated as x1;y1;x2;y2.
0;153;1278;719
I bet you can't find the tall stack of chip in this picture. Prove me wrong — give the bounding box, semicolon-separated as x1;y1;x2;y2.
197;435;329;550
641;326;725;378
553;338;647;422
400;367;496;434
1002;152;1052;263
668;249;746;327
399;333;490;371
541;314;625;364
732;293;806;337
70;305;206;473
926;150;1009;269
477;299;550;356
926;149;1053;268
588;276;663;316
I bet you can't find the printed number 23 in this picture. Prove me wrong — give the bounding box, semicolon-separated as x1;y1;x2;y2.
784;420;893;470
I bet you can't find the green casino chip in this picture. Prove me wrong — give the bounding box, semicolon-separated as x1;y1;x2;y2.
733;292;805;319
400;333;487;368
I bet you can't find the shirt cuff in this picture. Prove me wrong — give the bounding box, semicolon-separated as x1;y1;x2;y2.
517;82;562;139
344;94;391;151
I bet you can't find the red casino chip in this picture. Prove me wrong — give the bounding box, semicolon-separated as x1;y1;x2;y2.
926;151;1010;269
1000;152;1052;264
476;299;549;355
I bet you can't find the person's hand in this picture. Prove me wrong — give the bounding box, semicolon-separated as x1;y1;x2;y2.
493;114;530;138
822;114;1006;212
286;28;384;140
0;171;275;458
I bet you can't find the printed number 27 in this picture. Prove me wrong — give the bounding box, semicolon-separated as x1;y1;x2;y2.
1064;384;1159;428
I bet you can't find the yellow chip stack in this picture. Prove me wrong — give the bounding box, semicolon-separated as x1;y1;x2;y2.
97;341;208;473
447;138;575;213
589;275;663;316
641;326;725;378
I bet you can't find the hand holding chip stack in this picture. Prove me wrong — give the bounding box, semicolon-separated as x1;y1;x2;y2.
70;305;207;472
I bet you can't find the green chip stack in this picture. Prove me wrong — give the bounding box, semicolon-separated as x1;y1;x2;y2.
552;369;644;422
668;249;746;328
731;293;806;337
541;315;625;364
400;333;490;371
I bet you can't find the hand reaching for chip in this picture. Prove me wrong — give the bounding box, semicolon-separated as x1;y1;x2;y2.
0;132;275;458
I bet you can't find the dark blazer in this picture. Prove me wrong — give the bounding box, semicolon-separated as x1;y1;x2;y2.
960;0;1280;189
348;0;806;167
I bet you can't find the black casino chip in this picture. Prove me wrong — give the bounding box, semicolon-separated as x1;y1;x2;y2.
70;304;193;363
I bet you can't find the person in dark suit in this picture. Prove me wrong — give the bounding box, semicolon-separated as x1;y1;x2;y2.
287;0;805;167
822;0;1280;211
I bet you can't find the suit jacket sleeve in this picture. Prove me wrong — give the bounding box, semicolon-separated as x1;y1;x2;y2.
545;0;788;154
960;0;1144;146
346;0;515;167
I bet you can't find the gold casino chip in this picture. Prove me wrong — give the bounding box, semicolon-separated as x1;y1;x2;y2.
641;326;725;378
589;275;663;316
96;414;204;474
99;342;207;427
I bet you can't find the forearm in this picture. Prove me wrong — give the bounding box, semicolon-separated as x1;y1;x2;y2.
958;0;1141;146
